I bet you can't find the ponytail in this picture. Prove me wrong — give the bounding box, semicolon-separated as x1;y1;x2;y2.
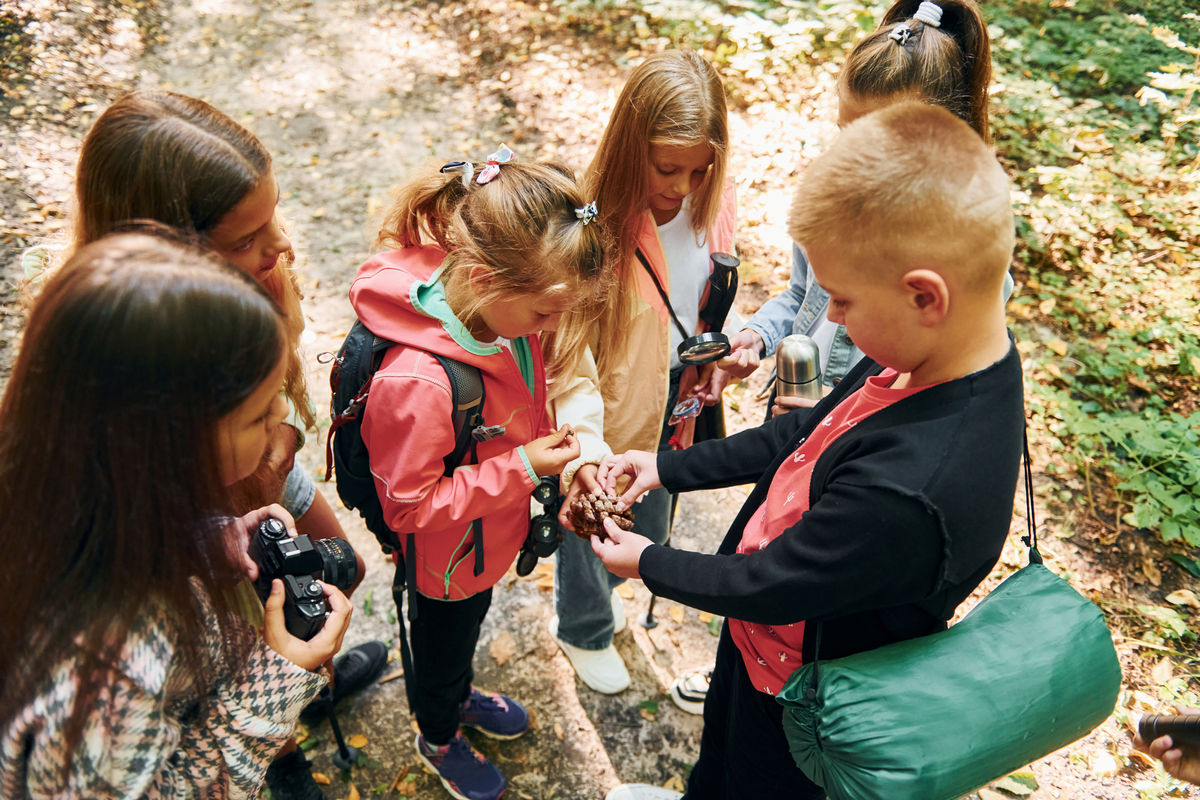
842;0;991;142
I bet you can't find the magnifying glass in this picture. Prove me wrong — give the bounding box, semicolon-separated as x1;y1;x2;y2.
677;331;732;366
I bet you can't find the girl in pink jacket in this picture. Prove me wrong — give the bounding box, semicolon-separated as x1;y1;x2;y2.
351;153;607;800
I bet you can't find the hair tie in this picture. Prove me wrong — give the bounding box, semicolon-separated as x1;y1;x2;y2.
440;160;474;187
888;23;912;45
574;201;598;226
476;144;516;185
913;1;943;27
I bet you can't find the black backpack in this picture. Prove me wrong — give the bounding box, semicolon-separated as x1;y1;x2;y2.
324;319;503;702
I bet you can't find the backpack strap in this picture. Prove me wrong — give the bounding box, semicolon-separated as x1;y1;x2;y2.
432;354;488;579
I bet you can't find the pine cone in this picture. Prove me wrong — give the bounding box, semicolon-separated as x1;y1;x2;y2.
568;490;635;541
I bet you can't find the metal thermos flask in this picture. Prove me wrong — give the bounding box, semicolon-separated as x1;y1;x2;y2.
775;334;823;400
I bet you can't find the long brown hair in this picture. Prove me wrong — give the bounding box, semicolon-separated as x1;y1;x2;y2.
566;48;729;392
63;89;313;430
377;158;610;388
0;234;286;763
841;0;992;142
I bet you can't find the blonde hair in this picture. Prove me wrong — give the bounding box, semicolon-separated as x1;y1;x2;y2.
560;48;729;393
376;158;609;387
789;103;1013;290
841;0;992;142
38;90;315;431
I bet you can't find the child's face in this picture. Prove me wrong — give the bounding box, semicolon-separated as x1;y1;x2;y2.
210;175;292;284
806;242;921;374
478;289;574;341
215;351;288;487
647;143;714;221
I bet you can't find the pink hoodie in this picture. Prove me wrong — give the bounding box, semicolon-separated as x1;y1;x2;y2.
351;246;550;599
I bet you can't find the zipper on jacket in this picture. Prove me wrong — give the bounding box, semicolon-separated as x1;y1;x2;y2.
443;524;477;599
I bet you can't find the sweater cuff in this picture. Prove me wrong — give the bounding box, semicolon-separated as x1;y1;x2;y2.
656;449;688;494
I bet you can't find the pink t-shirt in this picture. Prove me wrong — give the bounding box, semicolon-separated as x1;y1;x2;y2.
727;369;935;695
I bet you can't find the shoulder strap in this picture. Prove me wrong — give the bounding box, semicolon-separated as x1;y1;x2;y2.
431;354;488;579
636;248;691;343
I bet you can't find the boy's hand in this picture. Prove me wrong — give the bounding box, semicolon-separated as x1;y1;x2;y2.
559;463;600;532
231;504;298;581
590;518;652;579
524;424;580;477
1134;708;1200;785
771;387;831;418
262;579;353;672
596;451;661;510
693;330;763;405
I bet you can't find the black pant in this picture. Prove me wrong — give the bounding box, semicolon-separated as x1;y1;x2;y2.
408;587;493;745
685;625;826;800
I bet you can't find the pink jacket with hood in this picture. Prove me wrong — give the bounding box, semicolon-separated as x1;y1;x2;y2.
352;246;549;600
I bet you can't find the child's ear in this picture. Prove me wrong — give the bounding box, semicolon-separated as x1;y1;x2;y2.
902;269;950;327
467;264;495;294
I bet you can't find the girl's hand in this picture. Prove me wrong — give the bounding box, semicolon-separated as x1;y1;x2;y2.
1134;708;1200;785
590;518;652;579
771;387;831;418
231;504;298;581
262;579;353;672
525;424;581;477
596;451;661;510
558;463;600;532
693;330;763;405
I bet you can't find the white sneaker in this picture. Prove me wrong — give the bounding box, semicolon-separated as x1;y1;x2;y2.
612;590;627;635
669;664;713;715
605;785;684;800
549;616;630;694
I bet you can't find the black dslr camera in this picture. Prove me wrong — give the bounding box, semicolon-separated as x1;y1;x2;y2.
249;517;358;640
516;475;563;577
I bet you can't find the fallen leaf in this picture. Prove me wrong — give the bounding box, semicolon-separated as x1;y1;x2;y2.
1166;589;1199;608
554;722;564;740
311;207;327;218
663;776;686;792
616;583;635;599
668;605;685;624
411;720;420;734
379;669;405;683
1128;748;1156;767
312;773;331;785
1047;338;1067;356
1152;656;1173;684
348;785;360;800
348;734;369;748
296;724;310;744
1143;557;1162;586
698;611;714;624
1089;752;1120;777
639;708;656;721
489;631;515;665
536;576;554;590
390;765;410;792
978;789;1007;800
992;774;1036;795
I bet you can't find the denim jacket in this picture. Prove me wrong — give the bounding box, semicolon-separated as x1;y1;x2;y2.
743;243;1017;389
743;243;862;388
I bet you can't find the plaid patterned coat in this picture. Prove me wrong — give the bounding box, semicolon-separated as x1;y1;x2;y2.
0;587;327;799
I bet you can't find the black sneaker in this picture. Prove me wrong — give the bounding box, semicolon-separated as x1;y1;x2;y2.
299;640;389;725
264;749;327;800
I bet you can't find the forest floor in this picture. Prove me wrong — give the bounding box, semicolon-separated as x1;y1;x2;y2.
0;0;1197;798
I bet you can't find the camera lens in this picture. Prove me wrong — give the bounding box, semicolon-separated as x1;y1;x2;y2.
531;516;559;558
312;537;358;591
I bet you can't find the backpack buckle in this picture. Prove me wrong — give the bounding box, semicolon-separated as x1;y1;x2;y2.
472;425;506;441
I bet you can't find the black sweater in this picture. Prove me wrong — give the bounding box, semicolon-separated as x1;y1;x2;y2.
641;343;1025;665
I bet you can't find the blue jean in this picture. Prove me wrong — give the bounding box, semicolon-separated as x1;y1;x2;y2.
553;371;681;650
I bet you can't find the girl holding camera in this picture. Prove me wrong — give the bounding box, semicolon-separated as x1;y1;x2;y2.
0;234;351;798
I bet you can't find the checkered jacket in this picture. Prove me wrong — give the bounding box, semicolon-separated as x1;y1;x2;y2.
0;586;327;799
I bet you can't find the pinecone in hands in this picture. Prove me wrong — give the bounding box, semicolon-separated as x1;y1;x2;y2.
568;490;635;541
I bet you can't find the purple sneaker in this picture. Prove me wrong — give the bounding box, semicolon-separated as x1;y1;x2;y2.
459;686;530;740
416;732;507;800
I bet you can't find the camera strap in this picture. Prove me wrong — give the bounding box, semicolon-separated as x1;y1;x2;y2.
636;248;692;343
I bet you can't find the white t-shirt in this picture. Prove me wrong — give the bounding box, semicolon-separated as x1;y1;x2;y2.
656;202;710;370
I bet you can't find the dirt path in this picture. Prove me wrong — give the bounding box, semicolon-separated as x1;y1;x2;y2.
1;0;1197;797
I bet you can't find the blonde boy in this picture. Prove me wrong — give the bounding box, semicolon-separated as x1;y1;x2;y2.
594;103;1025;800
